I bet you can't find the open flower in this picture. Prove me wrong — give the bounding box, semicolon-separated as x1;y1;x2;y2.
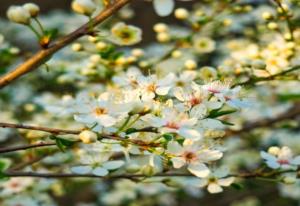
261;146;300;169
196;167;235;193
142;107;202;140
193;36;216;53
167;140;223;177
110;22;142;46
71;145;125;176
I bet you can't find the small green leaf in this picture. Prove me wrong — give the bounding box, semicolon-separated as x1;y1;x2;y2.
125;128;138;134
162;133;173;141
0;158;11;180
231;183;244;190
220;120;235;126
208;108;237;118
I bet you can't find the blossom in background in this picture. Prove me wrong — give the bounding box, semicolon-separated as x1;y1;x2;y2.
71;0;96;16
261;146;300;169
137;73;175;101
0;178;33;196
167;140;223;177
71;146;125;176
151;0;192;17
110;22;142;46
193;36;216;54
196;167;235;193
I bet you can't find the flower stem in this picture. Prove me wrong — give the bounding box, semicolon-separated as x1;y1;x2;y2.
27;24;42;39
33;17;45;34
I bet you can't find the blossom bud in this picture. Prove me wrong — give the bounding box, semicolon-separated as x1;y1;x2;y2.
262;12;272;20
141;165;156;176
267;22;278;30
184;59;197;70
131;48;144;57
125;164;140;173
23;3;40;17
7;6;31;25
174;8;189;20
96;41;107;50
171;50;182;58
268;146;280;156
282;176;296;184
163;178;182;188
71;0;96;16
72;43;83;51
79;130;97;144
153;23;168;33
157;32;170;43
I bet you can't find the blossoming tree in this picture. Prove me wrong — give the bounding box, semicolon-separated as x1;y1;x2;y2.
0;0;300;205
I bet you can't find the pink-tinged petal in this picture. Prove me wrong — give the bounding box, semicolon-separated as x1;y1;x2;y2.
217;177;235;186
172;157;186;168
207;183;223;193
188;163;210;178
153;0;174;17
291;156;300;165
190;104;207;119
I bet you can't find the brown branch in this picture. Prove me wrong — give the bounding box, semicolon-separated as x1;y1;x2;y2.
0;142;56;154
0;0;131;89
0;122;81;135
225;102;300;137
3;168;299;179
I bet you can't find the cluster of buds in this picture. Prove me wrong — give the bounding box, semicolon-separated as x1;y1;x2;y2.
7;3;40;25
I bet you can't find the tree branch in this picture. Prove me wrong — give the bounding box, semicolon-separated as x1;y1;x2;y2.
0;142;56;154
0;0;131;89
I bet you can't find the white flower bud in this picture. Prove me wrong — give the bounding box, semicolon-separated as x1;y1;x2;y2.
96;41;107;50
89;54;101;63
184;59;197;70
72;0;96;16
267;22;278;30
141;165;156;176
153;23;168;33
79;130;97;144
7;6;31;25
125;164;140;173
157;32;170;43
131;48;144;57
171;50;182;58
282;176;296;184
268;146;280;156
262;11;272;20
72;43;83;51
174;8;189;20
23;3;40;17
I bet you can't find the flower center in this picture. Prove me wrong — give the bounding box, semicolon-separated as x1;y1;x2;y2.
190;96;202;106
147;83;157;92
182;151;197;163
165;122;180;129
277;159;289;165
93;107;107;116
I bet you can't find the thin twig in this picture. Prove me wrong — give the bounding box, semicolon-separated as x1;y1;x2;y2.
0;142;56;154
0;0;131;89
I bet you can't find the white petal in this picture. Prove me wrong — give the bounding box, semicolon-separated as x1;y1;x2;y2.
153;0;174;17
188;163;210;178
178;128;202;141
266;160;280;169
199;150;223;162
98;115;116;127
103;160;125;170
291;156;300;165
217;177;235;186
190;104;207;119
260;151;277;162
156;86;171;95
167;141;183;154
92;167;109;176
207;183;223;193
197;178;209;187
171;157;186;168
71;166;92;174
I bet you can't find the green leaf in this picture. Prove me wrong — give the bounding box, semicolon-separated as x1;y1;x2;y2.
162;133;173;141
220;120;235;126
53;137;76;152
231;183;244;190
278;93;300;102
208;108;237;118
125;128;138;134
0;158;11;180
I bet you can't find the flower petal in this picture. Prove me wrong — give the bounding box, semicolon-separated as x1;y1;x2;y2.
207;183;223;193
172;157;186;168
92;167;109;176
71;166;92;174
188;163;210;178
217;177;235;186
153;0;174;17
103;160;125;170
